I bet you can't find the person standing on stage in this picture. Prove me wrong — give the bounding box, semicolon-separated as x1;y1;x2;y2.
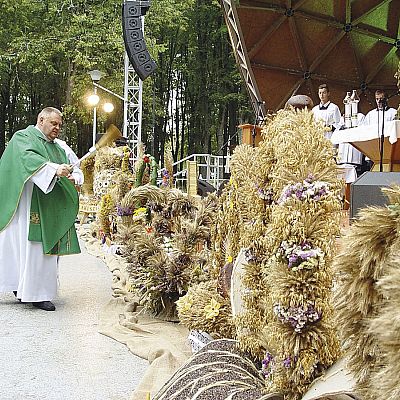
312;83;341;140
0;107;80;311
363;89;397;126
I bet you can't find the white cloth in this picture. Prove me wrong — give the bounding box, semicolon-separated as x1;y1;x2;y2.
331;120;400;145
363;107;397;129
336;113;364;166
0;165;59;302
54;138;84;185
312;101;341;140
337;165;357;184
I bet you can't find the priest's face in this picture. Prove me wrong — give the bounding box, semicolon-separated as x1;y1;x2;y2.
39;112;63;141
375;92;386;110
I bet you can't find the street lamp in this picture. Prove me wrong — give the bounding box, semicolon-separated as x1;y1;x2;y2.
103;102;114;113
87;69;130;146
88;69;105;146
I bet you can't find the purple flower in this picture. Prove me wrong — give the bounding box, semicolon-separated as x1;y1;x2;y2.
278;178;331;204
261;352;274;377
305;174;314;183
299;251;312;260
116;205;134;216
288;255;298;267
283;357;292;368
274;304;322;332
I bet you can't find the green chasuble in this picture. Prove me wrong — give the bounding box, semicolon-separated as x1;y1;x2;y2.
0;125;80;255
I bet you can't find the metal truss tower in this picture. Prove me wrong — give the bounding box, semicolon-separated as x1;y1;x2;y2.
123;52;143;162
221;0;266;122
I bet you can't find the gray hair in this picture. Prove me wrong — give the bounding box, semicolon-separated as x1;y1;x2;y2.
37;107;62;121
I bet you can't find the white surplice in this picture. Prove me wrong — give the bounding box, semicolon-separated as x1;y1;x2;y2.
363;107;397;127
54;138;84;185
0;164;59;302
336;113;365;172
312;101;341;140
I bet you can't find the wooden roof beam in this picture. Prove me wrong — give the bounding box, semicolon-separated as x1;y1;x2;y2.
353;26;396;44
397;10;400;38
309;31;346;72
286;0;311;11
240;0;395;45
239;0;309;12
276;77;304;110
310;73;360;87
306;80;316;98
239;1;285;12
295;10;343;30
250;63;361;87
295;9;395;43
248;15;287;59
349;34;365;83
245;0;327;61
293;0;310;10
365;47;397;83
345;0;352;24
250;62;303;75
289;17;308;70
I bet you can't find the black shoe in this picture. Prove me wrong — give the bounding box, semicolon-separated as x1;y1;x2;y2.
13;291;23;303
32;301;56;311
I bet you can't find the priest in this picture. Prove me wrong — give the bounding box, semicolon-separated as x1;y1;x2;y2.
0;107;80;311
363;89;397;126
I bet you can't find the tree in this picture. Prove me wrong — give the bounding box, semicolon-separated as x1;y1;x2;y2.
0;0;253;163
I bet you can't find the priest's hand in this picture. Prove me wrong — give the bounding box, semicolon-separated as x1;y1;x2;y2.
56;164;72;177
67;175;76;184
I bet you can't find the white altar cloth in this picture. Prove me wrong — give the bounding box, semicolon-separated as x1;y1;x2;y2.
331;120;400;145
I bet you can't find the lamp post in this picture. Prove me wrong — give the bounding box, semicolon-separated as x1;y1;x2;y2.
88;69;104;146
87;69;131;147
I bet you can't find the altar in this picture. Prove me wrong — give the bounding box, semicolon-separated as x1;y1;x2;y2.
331;120;400;171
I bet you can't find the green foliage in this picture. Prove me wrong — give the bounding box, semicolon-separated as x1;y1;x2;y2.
0;0;252;159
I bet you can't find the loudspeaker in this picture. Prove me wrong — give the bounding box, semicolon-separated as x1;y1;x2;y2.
350;172;400;219
122;1;157;81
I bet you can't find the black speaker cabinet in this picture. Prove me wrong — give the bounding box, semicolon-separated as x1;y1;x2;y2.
122;1;157;81
350;172;400;219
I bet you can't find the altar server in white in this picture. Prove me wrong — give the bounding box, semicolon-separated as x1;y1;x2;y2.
312;83;341;140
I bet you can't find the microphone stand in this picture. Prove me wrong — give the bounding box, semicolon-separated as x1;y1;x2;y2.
218;129;240;180
379;98;387;172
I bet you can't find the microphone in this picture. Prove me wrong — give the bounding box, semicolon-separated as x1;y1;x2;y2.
377;97;388;109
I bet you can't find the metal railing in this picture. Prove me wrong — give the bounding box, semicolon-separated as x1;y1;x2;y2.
172;154;230;191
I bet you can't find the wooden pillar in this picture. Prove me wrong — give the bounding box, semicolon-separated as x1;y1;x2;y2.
187;160;198;196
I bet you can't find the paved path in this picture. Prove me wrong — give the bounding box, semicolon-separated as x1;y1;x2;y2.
0;241;148;400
